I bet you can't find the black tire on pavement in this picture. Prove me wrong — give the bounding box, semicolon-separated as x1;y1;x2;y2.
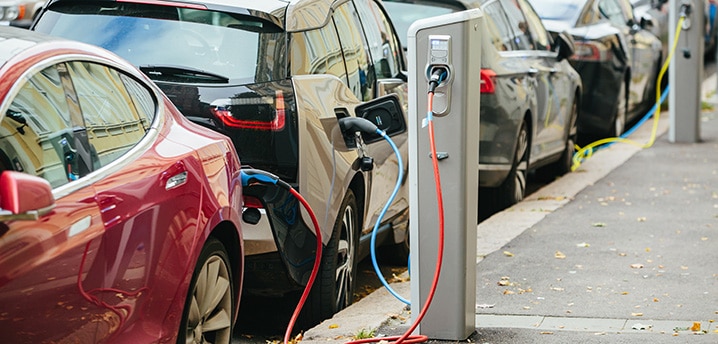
494;120;529;209
609;77;628;138
302;189;360;327
177;237;234;344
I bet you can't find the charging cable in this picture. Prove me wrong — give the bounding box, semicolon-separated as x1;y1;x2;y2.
337;116;410;305
240;169;323;344
571;14;687;171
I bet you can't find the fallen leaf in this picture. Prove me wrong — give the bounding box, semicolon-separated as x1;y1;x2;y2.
540;331;554;335
329;324;339;329
632;313;644;317
691;322;701;331
503;290;515;295
630;263;644;269
637;217;647;222
592;222;607;227
576;242;590;248
555;251;566;259
503;251;514;257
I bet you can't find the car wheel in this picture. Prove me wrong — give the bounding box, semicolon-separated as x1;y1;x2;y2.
178;237;234;344
305;189;359;326
495;120;529;209
610;79;627;137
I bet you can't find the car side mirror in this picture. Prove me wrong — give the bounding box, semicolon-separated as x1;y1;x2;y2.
0;171;55;221
555;31;576;61
354;94;407;145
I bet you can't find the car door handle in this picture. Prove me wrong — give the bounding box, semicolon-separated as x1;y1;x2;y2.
528;68;539;76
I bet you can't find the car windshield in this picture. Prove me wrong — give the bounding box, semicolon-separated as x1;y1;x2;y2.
382;1;456;47
527;0;582;22
34;2;286;84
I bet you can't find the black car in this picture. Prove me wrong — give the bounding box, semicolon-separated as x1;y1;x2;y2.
385;0;583;208
32;0;411;326
529;0;664;140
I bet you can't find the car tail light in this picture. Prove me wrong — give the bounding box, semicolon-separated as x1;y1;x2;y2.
210;90;286;131
572;41;612;61
480;69;496;94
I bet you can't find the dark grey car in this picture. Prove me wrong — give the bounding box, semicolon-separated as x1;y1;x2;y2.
530;0;664;140
385;0;582;208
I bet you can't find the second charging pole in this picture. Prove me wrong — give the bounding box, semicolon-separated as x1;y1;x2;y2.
408;9;483;341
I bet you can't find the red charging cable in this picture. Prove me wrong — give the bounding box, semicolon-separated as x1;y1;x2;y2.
283;187;323;344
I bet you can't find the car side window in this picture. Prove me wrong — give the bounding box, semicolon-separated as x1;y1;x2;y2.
333;2;374;101
1;64;84;188
65;61;153;168
598;0;629;26
353;0;402;79
500;0;535;50
517;0;552;51
482;1;517;51
290;22;347;82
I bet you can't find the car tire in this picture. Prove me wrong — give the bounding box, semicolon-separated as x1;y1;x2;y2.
304;189;359;326
494;120;529;209
610;78;627;138
177;237;234;344
537;97;577;179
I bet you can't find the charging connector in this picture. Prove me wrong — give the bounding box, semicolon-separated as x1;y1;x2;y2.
428;67;449;93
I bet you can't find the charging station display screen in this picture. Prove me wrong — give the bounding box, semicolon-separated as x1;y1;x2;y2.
430;39;448;51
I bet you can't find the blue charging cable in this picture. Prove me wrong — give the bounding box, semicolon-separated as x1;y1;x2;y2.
369;128;410;305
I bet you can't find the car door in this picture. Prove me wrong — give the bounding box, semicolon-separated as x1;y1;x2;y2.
0;62;108;342
500;0;563;160
353;0;409;233
599;0;656;113
518;0;573;155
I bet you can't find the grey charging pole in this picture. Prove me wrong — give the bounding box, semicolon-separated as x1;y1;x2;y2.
669;0;702;143
408;9;482;340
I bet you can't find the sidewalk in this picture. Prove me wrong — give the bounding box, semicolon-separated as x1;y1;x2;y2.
302;76;718;343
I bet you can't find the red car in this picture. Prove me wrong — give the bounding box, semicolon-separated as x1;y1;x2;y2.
0;26;243;343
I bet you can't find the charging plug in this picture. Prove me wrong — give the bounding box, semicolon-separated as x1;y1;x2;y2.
680;1;692;18
428;67;449;93
338;117;380;136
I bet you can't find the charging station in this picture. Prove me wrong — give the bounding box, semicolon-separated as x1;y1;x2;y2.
408;9;482;340
669;0;703;142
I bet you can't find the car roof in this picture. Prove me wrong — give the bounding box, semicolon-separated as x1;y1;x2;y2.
0;25;59;66
43;0;340;32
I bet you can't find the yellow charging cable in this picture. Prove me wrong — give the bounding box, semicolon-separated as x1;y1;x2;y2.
571;15;686;171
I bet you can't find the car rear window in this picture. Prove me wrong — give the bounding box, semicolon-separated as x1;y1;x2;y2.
34;2;287;84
